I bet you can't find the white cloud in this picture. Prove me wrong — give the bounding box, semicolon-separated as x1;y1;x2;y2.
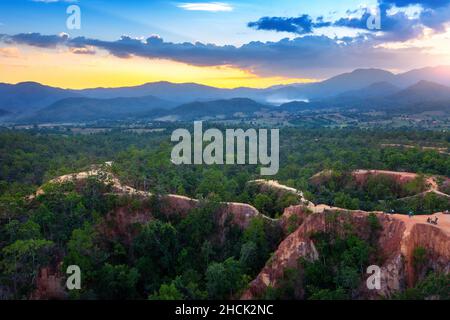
32;0;78;3
177;2;233;12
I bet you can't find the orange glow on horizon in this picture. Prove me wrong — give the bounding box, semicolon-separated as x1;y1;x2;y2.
0;46;317;89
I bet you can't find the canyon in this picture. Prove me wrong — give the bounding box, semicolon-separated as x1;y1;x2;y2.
30;166;450;299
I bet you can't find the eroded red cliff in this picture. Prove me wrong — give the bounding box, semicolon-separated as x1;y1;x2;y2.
243;208;450;299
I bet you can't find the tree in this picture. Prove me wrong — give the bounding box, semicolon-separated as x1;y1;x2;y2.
63;223;104;288
133;220;179;293
149;283;184;300
334;192;359;210
4;219;42;242
206;258;246;299
253;193;274;216
242;217;274;272
0;239;54;298
412;246;427;275
308;288;347;300
239;241;257;273
395;273;450;300
95;263;140;300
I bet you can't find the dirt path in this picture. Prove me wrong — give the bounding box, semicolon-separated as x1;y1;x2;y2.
354;169;450;200
391;212;450;236
31;166;450;235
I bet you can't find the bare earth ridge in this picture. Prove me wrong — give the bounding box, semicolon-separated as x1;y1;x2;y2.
30;165;450;299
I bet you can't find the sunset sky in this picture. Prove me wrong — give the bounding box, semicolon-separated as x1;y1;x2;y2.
1;0;450;89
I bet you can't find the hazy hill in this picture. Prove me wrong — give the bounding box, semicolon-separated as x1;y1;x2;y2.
166;98;269;120
388;80;450;104
267;69;397;101
396;66;450;87
2;66;450;123
314;68;396;97
338;82;400;99
279;80;450;114
77;66;448;104
268;66;450;102
22;95;175;123
79;81;232;102
0;82;79;114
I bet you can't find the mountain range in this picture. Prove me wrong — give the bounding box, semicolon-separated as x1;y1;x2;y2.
0;66;449;123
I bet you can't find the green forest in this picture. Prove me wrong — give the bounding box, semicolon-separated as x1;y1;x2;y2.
0;126;449;299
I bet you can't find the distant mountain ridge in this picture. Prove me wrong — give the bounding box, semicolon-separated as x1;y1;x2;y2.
0;82;81;114
389;80;450;104
22;95;175;123
1;65;450;123
267;66;450;101
278;80;450;114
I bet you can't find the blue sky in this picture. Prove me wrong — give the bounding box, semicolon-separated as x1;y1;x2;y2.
0;0;376;44
0;1;449;88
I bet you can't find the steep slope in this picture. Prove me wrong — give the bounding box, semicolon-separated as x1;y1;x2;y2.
32;166;267;229
29;168;449;300
242;208;450;299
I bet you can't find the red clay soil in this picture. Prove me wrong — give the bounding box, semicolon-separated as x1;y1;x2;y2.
31;266;66;300
242;208;450;300
29;168;450;300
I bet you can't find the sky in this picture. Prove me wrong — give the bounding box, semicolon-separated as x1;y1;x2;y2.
0;0;449;89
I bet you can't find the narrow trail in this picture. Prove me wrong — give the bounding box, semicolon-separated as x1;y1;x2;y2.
31;165;450;235
354;169;450;200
